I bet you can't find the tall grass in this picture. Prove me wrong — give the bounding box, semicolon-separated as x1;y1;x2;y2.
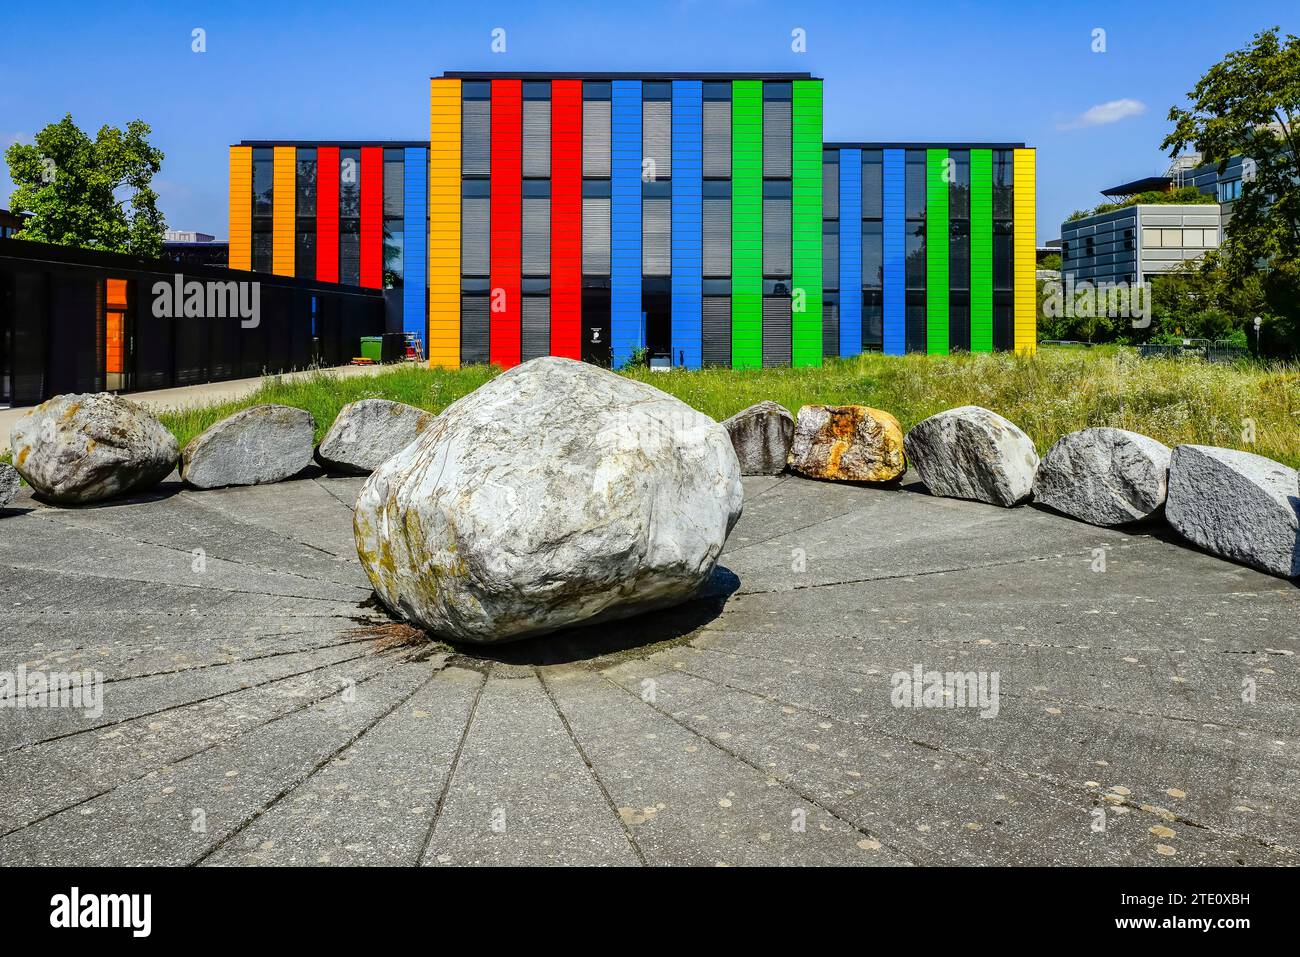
132;348;1300;467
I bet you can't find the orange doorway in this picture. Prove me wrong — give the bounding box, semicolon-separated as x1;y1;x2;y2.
105;278;128;391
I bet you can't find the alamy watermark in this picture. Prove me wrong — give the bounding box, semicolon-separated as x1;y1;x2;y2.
0;665;104;719
1041;277;1151;329
152;273;260;328
890;664;1000;718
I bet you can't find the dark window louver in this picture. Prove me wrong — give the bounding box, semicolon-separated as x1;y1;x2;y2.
523;100;551;178
762;100;791;178
703;196;731;277
643;99;671;180
463;100;491;176
703;101;731;179
462;197;490;276
823;162;839;219
823;297;840;358
702;297;731;367
582;197;610;275
583;100;611;178
823;227;839;290
522;297;550;361
762;296;792;367
523;197;550;276
762;198;791;276
643;196;671;276
461;296;490;364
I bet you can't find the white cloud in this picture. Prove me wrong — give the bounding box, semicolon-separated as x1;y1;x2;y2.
1058;99;1146;130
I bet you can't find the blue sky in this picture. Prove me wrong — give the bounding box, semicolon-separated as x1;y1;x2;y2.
2;0;1297;243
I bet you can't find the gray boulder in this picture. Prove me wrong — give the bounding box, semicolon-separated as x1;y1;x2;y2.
1165;445;1300;577
1034;428;1171;526
0;462;19;510
904;406;1038;507
181;405;315;489
353;356;743;644
722;401;794;476
316;399;438;475
9;393;178;504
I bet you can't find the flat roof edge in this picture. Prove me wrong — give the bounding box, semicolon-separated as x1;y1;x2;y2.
824;141;1029;150
437;72;819;80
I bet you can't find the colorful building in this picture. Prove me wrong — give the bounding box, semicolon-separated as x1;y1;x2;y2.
228;72;1037;369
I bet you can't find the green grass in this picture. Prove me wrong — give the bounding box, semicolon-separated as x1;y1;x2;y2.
41;347;1300;469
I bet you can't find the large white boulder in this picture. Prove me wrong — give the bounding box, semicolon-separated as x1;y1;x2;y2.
9;393;178;504
1033;428;1171;526
722;401;794;476
181;405;315;489
316;399;438;475
1166;445;1300;577
903;406;1038;507
353;356;743;644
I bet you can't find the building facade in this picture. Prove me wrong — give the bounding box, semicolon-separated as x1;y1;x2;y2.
821;144;1037;355
229;72;1038;369
227;141;429;339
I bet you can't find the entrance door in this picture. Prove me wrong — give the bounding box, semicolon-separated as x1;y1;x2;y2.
105;278;130;392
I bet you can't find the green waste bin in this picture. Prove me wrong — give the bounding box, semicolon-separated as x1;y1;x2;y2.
359;337;383;362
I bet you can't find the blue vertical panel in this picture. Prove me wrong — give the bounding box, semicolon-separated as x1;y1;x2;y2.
671;80;702;369
882;148;906;356
402;147;428;341
610;80;644;368
837;147;862;357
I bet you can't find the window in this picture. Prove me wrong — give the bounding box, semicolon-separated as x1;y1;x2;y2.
523;179;550;276
339;148;361;285
463;88;491;177
1123;228;1134;251
703;180;731;277
523;82;551;178
252;147;273;273
703;84;731;179
383;148;404;289
762;179;792;277
823;153;839;220
1217;179;1242;202
583;81;611;179
762;84;792;178
862;150;883;219
992;150;1014;220
295;148;317;280
462;180;491;277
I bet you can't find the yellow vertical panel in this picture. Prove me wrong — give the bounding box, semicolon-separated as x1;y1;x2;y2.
428;78;462;368
228;146;252;271
272;146;296;277
1013;148;1037;355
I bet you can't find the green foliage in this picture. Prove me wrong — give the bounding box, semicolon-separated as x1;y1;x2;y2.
1039;253;1062;272
624;346;652;369
1164;27;1300;326
4;114;166;257
1066;186;1216;222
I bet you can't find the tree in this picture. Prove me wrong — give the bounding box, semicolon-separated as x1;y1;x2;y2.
4;114;166;258
1164;27;1300;353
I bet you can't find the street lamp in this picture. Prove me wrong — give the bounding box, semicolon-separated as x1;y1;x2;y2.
1253;315;1262;356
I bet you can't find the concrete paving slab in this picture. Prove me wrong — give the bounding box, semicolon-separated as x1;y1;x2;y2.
1;471;1295;865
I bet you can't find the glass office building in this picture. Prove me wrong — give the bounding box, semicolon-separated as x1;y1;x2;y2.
229;72;1037;368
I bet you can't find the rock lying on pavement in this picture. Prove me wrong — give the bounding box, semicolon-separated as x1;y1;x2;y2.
1165;444;1300;578
1033;427;1171;526
789;405;905;482
353;355;744;644
315;399;438;475
8;393;178;505
904;405;1038;507
181;404;316;489
0;462;19;510
721;401;794;476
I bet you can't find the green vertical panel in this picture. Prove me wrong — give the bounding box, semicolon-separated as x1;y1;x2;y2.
731;80;763;369
925;149;949;354
970;149;993;353
791;80;823;366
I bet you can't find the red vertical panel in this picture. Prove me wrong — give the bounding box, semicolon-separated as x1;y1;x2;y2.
316;146;339;282
550;80;583;360
490;79;522;367
360;146;383;289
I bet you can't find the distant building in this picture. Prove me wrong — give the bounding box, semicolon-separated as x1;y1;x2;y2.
161;231;228;268
0;209;29;239
1060;154;1242;287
